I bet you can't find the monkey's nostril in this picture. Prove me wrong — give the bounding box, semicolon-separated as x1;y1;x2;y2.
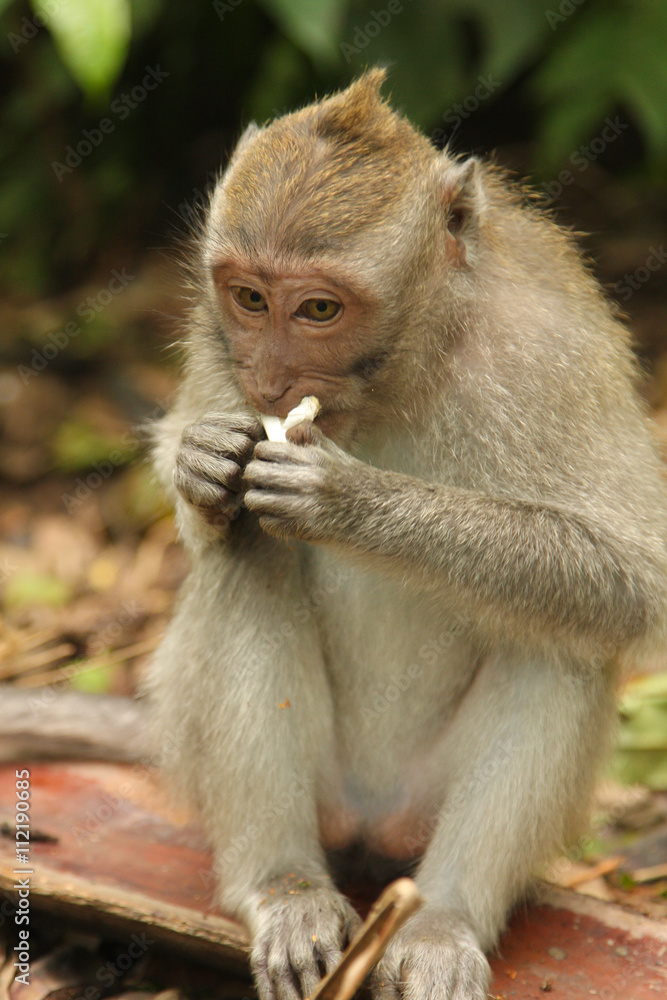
260;386;291;405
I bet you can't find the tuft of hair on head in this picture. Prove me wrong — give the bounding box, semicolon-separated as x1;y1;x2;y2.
312;67;389;142
215;67;434;261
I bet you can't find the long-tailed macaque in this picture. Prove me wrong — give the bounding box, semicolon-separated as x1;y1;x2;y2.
148;70;667;1000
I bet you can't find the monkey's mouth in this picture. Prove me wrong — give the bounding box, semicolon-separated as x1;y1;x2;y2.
258;396;321;442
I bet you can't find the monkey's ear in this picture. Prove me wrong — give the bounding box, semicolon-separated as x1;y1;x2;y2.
437;155;486;265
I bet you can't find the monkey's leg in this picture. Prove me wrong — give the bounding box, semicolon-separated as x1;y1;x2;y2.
372;653;616;1000
148;539;359;1000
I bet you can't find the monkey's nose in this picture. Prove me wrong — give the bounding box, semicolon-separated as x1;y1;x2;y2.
259;385;291;405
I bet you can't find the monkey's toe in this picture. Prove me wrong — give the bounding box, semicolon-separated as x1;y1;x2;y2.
250;884;361;1000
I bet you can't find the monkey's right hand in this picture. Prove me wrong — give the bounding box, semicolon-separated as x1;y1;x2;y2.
173;413;262;529
249;876;361;1000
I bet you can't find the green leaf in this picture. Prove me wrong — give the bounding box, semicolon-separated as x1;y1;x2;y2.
245;37;310;123
534;0;667;169
256;0;345;64
3;572;72;610
534;90;613;178
612;671;667;790
51;421;137;473
70;662;118;693
612;748;667;790
462;0;551;81
342;6;467;127
30;0;131;96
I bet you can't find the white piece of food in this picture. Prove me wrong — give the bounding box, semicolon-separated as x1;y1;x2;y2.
259;415;287;443
260;396;321;443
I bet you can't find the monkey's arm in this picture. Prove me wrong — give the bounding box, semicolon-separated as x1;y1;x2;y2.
244;436;667;651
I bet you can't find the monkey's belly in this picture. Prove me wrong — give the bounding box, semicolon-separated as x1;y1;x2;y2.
309;554;477;862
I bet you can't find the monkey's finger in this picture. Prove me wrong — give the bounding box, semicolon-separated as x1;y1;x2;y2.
285;427;353;467
244;461;323;493
285;420;324;446
251;954;278;1000
291;945;325;999
253;440;327;466
371;976;402;1000
244;487;294;515
319;945;344;978
257;516;293;540
265;946;302;1000
245;487;318;520
181;424;258;463
274;977;301;1000
176;448;243;491
173;465;240;510
198;411;264;438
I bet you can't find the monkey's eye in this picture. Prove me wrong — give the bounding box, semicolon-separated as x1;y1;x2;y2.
231;286;267;312
298;298;341;322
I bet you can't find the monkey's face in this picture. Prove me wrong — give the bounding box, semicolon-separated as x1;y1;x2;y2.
211;258;390;439
203;78;457;438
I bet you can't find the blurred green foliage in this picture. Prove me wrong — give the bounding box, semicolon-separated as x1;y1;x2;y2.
614;672;667;790
1;0;666;299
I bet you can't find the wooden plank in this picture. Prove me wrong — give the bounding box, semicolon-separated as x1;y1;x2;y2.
1;763;666;997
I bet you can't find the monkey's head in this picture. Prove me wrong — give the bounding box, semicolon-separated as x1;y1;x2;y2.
204;68;485;439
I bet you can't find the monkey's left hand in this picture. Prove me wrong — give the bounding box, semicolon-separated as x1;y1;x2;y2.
243;423;362;542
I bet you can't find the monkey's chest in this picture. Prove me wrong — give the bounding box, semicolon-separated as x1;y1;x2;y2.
311;552;474;718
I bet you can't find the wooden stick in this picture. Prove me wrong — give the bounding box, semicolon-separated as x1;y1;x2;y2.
559;856;622;888
629;861;667;884
0;641;76;680
15;636;159;688
308;878;423;1000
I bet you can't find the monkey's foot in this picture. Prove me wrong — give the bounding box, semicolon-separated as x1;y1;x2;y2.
371;905;490;1000
249;877;361;1000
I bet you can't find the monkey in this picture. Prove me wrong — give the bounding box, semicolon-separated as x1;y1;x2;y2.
147;69;667;1000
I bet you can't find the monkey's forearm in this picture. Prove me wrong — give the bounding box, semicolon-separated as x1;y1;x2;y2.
337;468;661;648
